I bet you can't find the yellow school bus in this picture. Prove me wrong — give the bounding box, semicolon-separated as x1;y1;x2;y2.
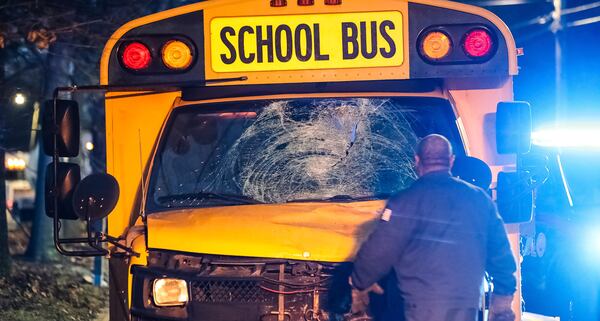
43;0;535;320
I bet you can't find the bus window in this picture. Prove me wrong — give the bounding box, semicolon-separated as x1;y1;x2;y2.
147;97;462;212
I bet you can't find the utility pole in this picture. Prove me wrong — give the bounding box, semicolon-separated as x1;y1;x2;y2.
552;0;566;123
0;48;12;276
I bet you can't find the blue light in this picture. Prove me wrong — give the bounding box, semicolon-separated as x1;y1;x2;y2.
532;125;600;148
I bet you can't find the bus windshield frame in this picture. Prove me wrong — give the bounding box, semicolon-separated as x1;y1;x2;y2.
146;96;464;213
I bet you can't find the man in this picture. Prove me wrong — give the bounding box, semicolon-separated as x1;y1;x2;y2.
350;134;517;321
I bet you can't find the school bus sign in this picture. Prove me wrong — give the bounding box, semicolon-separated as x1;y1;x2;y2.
210;11;404;72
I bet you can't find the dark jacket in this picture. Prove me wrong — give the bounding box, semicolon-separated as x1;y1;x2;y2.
351;170;517;308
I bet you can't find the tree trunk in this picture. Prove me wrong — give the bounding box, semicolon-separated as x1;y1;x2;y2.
0;149;11;276
25;42;72;262
24;140;54;261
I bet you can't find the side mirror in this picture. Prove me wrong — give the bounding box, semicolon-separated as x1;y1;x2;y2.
496;171;533;223
45;162;81;220
72;173;120;222
452;156;493;190
496;101;531;155
42;99;80;157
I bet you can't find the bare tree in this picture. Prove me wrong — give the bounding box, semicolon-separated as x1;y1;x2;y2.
0;0;196;262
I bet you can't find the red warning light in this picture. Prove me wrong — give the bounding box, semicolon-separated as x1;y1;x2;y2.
325;0;341;4
463;29;494;58
298;0;314;5
270;0;287;6
121;42;152;70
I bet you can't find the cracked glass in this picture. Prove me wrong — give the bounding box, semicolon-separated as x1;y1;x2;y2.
147;97;462;212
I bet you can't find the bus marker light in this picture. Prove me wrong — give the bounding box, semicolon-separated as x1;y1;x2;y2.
463;28;493;58
121;42;152;70
270;0;287;6
421;31;452;60
325;0;342;4
298;0;314;5
162;40;193;70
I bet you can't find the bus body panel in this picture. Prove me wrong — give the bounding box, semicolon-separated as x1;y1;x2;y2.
100;0;518;86
105;91;179;237
98;1;524;320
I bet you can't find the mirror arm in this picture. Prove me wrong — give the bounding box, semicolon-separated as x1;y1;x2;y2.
49;96;137;257
102;234;140;257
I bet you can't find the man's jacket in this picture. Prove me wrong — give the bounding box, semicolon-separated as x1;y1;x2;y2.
351;170;517;308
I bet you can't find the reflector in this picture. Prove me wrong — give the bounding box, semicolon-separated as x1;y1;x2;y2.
162;40;193;70
421;31;452;60
463;29;493;58
121;42;152;70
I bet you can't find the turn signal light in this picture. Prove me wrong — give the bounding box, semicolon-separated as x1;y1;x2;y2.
161;40;193;70
463;28;494;58
421;31;452;60
121;42;152;70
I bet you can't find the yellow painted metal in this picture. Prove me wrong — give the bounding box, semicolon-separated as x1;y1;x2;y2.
105;91;179;237
100;0;517;86
98;1;523;319
147;201;386;262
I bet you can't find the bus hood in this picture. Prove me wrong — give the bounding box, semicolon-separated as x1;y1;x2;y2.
146;201;385;262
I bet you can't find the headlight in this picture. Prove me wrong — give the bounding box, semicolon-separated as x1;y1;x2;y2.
152;278;189;307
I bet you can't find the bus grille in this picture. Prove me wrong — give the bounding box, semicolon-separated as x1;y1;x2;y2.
191;279;274;304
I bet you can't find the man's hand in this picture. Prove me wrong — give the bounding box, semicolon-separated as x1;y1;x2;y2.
350;280;384;314
489;294;515;321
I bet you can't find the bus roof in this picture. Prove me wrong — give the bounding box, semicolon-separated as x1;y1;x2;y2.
100;0;517;88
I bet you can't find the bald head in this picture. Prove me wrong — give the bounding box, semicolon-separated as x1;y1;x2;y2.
415;134;454;176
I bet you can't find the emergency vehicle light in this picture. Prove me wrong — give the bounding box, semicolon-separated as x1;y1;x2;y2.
462;28;494;58
161;40;193;70
121;42;152;70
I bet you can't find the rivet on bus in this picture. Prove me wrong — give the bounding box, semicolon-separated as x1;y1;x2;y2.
325;0;342;5
121;42;152;70
420;31;452;61
298;0;314;5
161;40;194;70
270;0;287;7
463;28;494;58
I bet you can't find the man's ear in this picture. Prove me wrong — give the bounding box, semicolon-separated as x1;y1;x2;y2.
449;155;456;168
414;155;420;167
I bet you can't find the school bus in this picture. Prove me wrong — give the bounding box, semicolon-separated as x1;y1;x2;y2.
42;0;535;320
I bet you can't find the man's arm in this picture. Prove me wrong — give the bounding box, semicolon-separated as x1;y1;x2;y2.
485;193;517;296
351;196;419;290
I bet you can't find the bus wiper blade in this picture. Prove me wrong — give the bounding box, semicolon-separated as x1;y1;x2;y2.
287;194;389;203
159;192;264;205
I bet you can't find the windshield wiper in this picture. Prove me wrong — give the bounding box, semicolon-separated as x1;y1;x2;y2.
158;192;264;206
287;194;390;203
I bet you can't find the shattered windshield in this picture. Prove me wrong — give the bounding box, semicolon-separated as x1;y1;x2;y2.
147;97;461;212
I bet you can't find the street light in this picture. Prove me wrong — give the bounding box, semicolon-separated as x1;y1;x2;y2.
13;92;26;106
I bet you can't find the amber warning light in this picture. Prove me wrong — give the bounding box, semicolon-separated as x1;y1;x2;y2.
421;31;451;60
162;40;193;70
